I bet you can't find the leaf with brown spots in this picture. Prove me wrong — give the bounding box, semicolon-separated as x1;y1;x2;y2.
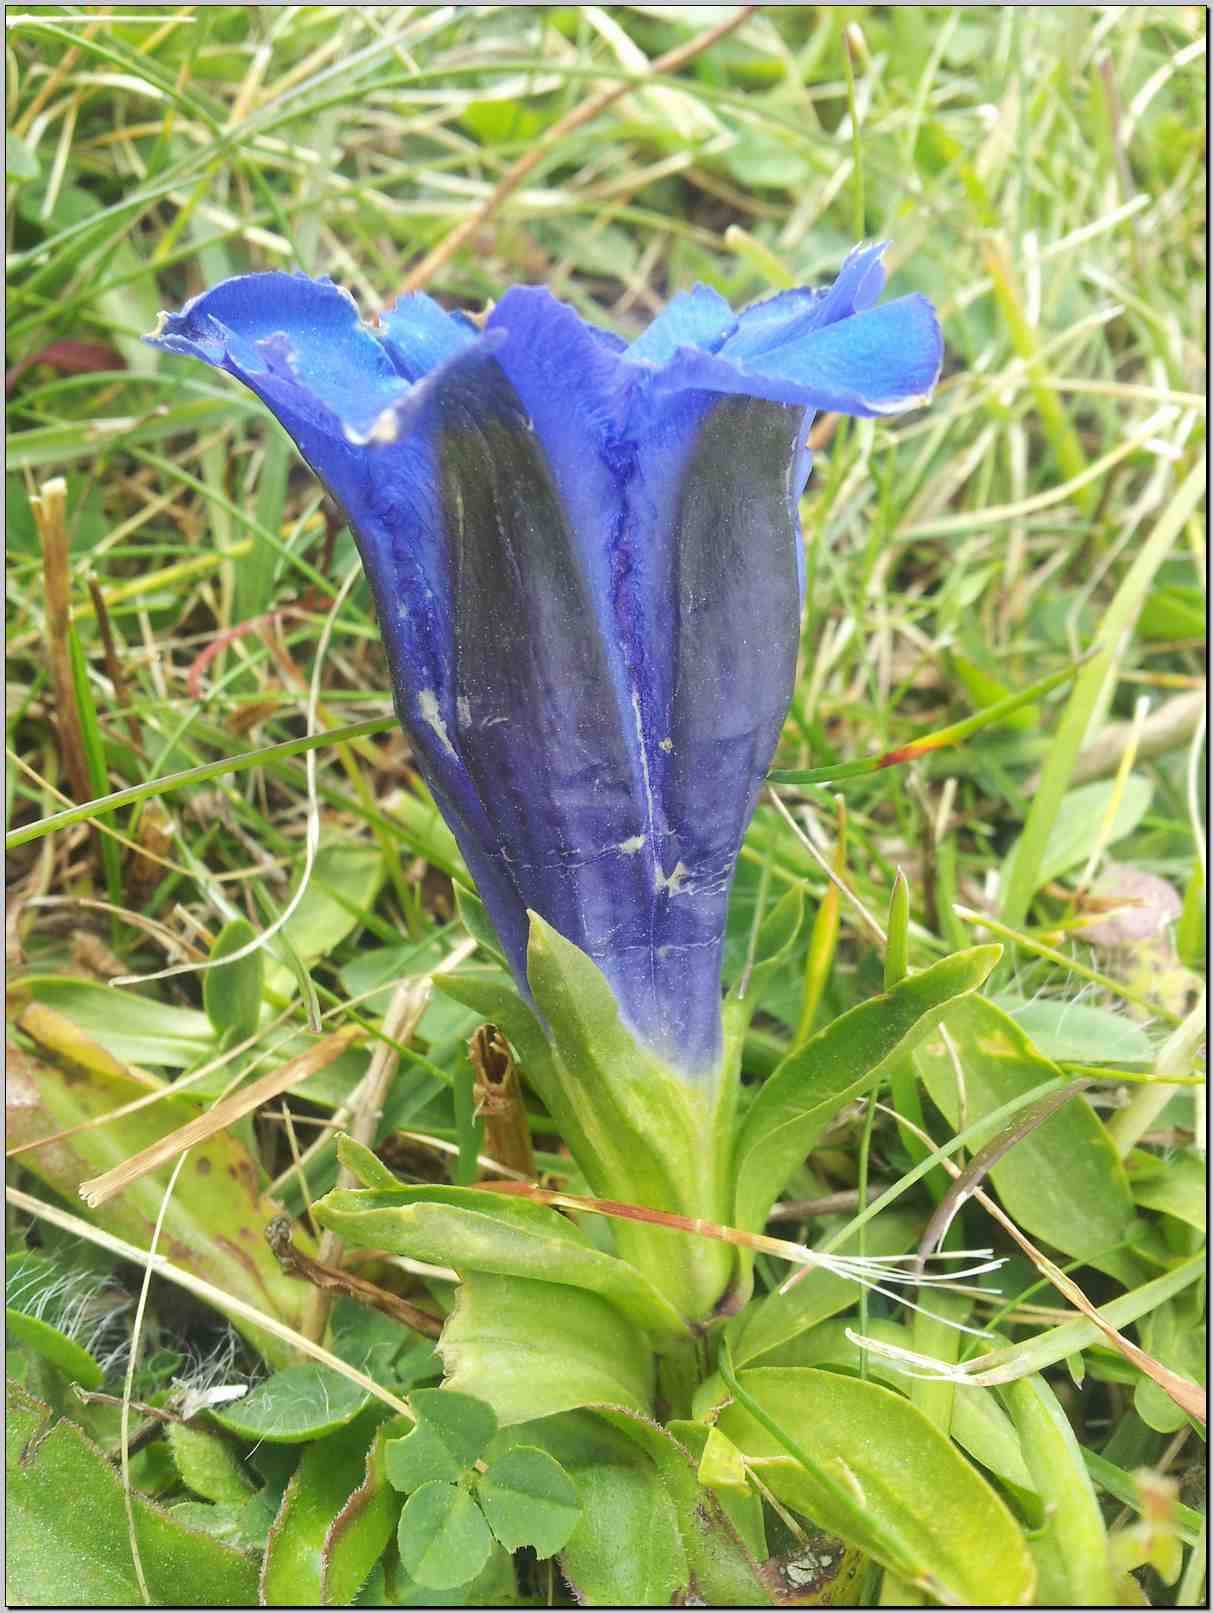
6;1043;309;1365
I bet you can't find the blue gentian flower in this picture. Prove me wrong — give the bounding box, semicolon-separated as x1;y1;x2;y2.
149;246;940;1080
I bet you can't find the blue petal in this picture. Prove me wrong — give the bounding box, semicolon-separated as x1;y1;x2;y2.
146;252;942;1078
377;291;478;382
723;241;888;361
626;283;737;364
148;272;408;438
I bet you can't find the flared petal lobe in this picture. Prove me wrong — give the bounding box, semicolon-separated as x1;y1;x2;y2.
147;249;941;1079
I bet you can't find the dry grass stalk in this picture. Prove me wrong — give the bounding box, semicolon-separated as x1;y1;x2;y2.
78;1026;361;1207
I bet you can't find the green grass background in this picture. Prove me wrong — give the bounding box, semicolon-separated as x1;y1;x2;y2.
5;5;1207;1606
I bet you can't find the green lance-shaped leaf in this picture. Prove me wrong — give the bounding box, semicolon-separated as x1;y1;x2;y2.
396;1482;493;1591
717;1366;1035;1606
441;1272;654;1426
722;884;806;1039
732;945;1001;1243
525;911;736;1320
385;1390;497;1492
476;1446;581;1557
1001;1375;1115;1606
203;917;263;1042
313;1181;691;1341
259;1409;391;1606
913;993;1135;1265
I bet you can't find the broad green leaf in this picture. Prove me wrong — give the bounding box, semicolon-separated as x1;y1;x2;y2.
260;1410;390;1606
322;1418;411;1607
1002;774;1153;895
732;946;1000;1240
6;1382;258;1606
396;1482;492;1591
1134;1292;1206;1434
594;1408;770;1605
212;1366;372;1444
264;842;385;1000
719;1368;1034;1605
914;995;1135;1262
6;130;39;181
9;975;214;1067
993;996;1154;1064
1001;1376;1114;1604
167;1424;257;1505
4;1307;103;1388
1126;1148;1206;1231
440;1273;654;1425
477;1445;581;1556
313;1183;691;1340
203;918;263;1042
168;1500;251;1552
5;1044;308;1364
384;1390;497;1491
736;1317;1037;1509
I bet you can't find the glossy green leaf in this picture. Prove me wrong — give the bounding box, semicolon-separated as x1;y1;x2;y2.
477;1444;581;1556
718;1368;1034;1604
263;842;385;1000
212;1365;372;1444
914;995;1135;1262
313;1182;690;1340
6;1382;258;1606
1134;1292;1207;1434
595;1409;770;1605
738;1316;1038;1510
260;1410;389;1606
322;1417;412;1607
525;912;736;1320
440;1272;654;1425
384;1390;496;1491
203;917;263;1041
696;1425;751;1492
4;1308;103;1389
1126;1147;1206;1231
732;946;1000;1239
1001;1376;1114;1604
1002;775;1153;895
396;1481;492;1590
9;974;215;1067
167;1423;257;1505
993;995;1154;1064
335;1134;402;1191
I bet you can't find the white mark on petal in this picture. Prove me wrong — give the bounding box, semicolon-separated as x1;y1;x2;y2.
618;835;645;855
655;861;689;897
418;689;456;757
659;737;673;753
457;696;471;727
344;406;399;446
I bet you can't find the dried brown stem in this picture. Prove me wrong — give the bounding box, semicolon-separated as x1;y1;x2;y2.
470;1023;535;1180
266;1216;442;1340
